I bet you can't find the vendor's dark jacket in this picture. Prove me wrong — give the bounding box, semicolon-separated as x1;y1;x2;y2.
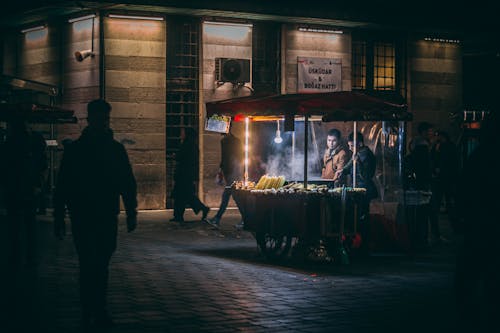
405;136;432;190
54;127;137;221
431;141;459;185
342;145;378;200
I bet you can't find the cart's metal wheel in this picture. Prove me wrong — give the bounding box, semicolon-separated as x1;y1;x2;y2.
255;232;292;260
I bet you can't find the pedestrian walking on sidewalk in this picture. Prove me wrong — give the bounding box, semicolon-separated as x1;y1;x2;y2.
53;99;138;331
170;127;209;222
207;126;243;228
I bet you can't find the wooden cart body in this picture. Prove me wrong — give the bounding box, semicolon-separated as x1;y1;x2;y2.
233;188;366;260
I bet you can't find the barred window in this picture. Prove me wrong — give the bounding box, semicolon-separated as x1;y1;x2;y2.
352;39;397;92
373;42;395;90
352;41;366;90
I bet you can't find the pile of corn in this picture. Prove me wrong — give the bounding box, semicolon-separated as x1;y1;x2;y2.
254;175;286;189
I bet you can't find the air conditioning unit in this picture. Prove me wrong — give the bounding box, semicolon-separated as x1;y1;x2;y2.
215;58;250;84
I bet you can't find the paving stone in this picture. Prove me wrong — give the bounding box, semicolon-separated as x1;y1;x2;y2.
0;209;462;333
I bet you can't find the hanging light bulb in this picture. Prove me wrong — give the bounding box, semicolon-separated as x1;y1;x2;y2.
274;120;283;144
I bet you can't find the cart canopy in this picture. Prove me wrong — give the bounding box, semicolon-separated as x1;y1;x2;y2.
206;90;411;122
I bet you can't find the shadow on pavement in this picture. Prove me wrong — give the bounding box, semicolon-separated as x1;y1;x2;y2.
189;241;458;277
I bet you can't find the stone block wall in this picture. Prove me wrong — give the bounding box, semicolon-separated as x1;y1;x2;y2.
409;39;462;140
282;24;352;93
104;17;166;209
61;17;100;141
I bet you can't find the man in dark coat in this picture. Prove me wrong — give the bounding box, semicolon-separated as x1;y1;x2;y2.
430;130;459;239
404;121;434;249
406;121;433;191
336;131;377;254
171;127;209;222
207;127;243;227
53;99;138;330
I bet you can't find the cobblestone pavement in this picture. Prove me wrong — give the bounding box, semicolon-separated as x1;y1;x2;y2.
1;208;461;333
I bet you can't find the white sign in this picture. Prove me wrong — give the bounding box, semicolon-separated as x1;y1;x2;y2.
297;57;342;93
205;114;231;133
45;139;58;146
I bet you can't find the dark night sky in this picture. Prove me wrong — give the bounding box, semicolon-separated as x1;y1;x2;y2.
1;0;498;31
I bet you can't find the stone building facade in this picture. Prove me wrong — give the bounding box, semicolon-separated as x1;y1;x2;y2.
1;3;466;209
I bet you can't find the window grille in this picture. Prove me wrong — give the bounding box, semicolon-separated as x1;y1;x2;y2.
352;41;366;90
165;18;200;207
373;42;395;90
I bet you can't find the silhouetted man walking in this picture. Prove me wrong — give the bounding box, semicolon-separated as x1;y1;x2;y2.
207;127;243;228
54;99;137;331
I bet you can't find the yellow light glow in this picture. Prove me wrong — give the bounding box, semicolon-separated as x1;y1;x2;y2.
251;116;283;121
244;117;250;185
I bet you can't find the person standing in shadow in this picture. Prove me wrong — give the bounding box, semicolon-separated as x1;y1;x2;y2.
430;130;459;242
455;111;500;331
335;131;377;256
207;126;243;228
405;121;434;250
0;116;47;332
53;99;138;331
170;127;209;222
0;116;47;268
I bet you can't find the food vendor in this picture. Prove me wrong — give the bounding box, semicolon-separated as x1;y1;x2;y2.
321;128;351;187
336;131;377;255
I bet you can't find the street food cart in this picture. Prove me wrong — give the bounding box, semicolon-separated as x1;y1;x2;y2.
206;91;411;262
1;75;77;209
0;103;77;210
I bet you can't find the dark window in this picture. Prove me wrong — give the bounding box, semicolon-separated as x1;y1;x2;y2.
252;22;280;94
